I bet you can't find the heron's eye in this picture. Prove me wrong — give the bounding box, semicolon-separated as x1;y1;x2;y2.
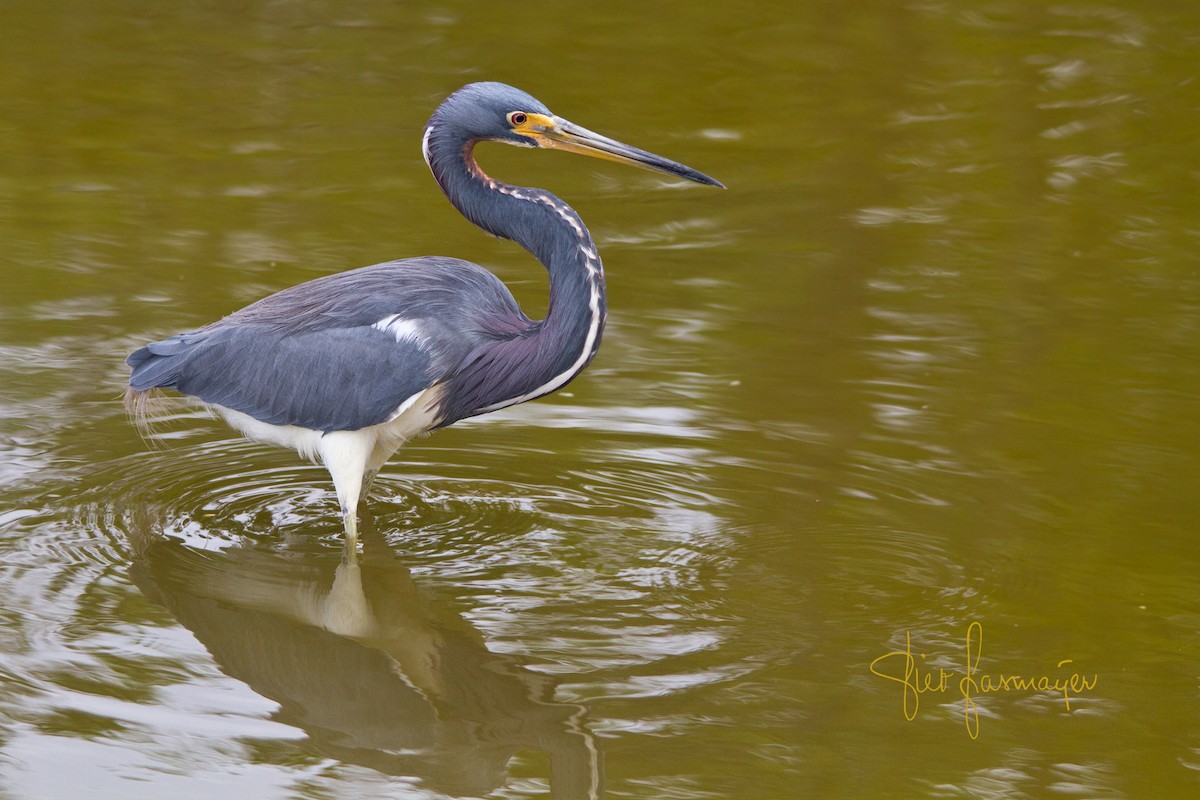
507;111;528;126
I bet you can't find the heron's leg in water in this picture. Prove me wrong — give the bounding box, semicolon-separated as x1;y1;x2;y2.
318;430;374;554
341;511;359;565
341;470;376;564
364;437;405;499
361;468;380;498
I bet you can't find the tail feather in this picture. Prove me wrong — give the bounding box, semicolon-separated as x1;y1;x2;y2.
124;386;173;441
127;346;181;391
127;331;211;391
126;334;206;436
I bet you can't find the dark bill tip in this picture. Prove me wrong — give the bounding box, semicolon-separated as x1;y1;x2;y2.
540;117;725;189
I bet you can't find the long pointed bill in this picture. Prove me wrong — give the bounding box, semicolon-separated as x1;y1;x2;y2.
514;113;724;188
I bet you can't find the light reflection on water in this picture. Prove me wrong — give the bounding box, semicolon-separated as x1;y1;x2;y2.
122;516;602;799
0;389;739;797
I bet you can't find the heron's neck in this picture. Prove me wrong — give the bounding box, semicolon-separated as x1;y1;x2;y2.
424;130;609;420
425;135;608;331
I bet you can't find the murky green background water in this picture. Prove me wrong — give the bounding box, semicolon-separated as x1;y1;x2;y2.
3;1;1199;798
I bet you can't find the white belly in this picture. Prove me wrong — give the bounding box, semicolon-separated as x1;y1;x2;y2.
212;385;443;475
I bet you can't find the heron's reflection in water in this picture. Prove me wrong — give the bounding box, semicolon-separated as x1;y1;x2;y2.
127;515;603;799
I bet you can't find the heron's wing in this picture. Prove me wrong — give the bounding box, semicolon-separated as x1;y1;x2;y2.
127;323;440;431
127;258;532;432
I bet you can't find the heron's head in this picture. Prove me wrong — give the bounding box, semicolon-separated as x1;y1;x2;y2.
429;82;724;188
431;82;551;147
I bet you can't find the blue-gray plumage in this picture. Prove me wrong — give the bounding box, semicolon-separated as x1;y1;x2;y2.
126;82;722;549
128;258;525;431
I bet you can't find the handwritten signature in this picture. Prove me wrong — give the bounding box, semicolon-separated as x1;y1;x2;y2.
869;621;1098;739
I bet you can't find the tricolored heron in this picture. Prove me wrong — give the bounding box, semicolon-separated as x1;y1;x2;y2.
126;82;722;547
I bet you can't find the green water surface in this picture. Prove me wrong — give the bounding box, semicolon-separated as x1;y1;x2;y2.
2;1;1199;798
